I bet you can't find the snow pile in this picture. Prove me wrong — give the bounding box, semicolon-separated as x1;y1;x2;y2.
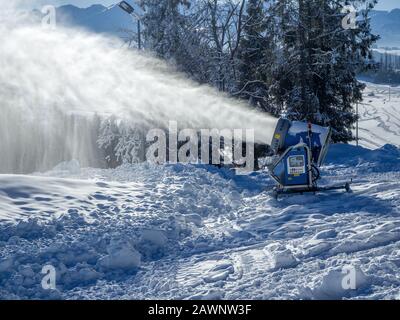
98;239;141;272
263;243;299;270
311;266;371;299
137;230;168;260
51;160;82;176
0;164;248;299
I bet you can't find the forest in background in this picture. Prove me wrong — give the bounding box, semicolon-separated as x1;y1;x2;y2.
128;0;379;143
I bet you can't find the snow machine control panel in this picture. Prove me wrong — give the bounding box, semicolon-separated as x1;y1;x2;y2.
287;155;306;175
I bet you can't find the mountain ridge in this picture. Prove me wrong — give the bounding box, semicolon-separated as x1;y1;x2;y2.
32;4;400;48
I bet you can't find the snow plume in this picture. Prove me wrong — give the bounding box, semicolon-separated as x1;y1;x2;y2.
0;12;278;173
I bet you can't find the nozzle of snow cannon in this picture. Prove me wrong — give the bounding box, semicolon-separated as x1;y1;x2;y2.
270;118;291;154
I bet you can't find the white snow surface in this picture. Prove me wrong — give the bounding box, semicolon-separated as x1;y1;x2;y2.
357;83;400;149
0;82;400;300
1;143;400;300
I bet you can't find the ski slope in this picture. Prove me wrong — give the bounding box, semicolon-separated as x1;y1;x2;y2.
1;142;400;300
357;83;400;149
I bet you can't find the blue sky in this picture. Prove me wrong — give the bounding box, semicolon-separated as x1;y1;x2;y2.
22;0;400;11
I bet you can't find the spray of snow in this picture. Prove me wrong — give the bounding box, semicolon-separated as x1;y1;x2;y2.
0;7;278;173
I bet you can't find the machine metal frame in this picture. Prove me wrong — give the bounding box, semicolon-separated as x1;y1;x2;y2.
266;118;352;199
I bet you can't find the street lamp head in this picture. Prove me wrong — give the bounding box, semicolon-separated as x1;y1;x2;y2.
118;1;135;15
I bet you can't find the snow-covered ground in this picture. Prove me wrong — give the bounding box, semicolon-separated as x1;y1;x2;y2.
357;83;400;149
1;143;400;300
373;49;400;56
1;82;400;300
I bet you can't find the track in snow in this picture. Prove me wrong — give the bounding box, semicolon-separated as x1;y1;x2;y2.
357;83;400;149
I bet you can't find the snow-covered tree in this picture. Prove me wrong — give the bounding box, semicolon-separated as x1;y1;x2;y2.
199;0;246;92
125;0;378;147
236;0;275;112
140;2;189;61
97;117;145;166
270;0;379;142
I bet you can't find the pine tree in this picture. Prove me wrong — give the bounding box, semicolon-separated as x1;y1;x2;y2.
236;0;274;112
271;0;379;142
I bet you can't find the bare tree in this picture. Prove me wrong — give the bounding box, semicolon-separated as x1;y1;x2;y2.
195;0;246;92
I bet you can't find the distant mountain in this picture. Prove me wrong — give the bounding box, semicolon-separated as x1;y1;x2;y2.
32;4;400;48
370;9;400;48
32;4;139;37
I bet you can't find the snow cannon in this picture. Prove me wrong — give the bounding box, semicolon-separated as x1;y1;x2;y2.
267;118;351;198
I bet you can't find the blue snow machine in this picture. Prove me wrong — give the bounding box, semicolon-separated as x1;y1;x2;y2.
267;118;351;199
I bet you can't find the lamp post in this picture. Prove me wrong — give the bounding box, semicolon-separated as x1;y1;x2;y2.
118;1;142;50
